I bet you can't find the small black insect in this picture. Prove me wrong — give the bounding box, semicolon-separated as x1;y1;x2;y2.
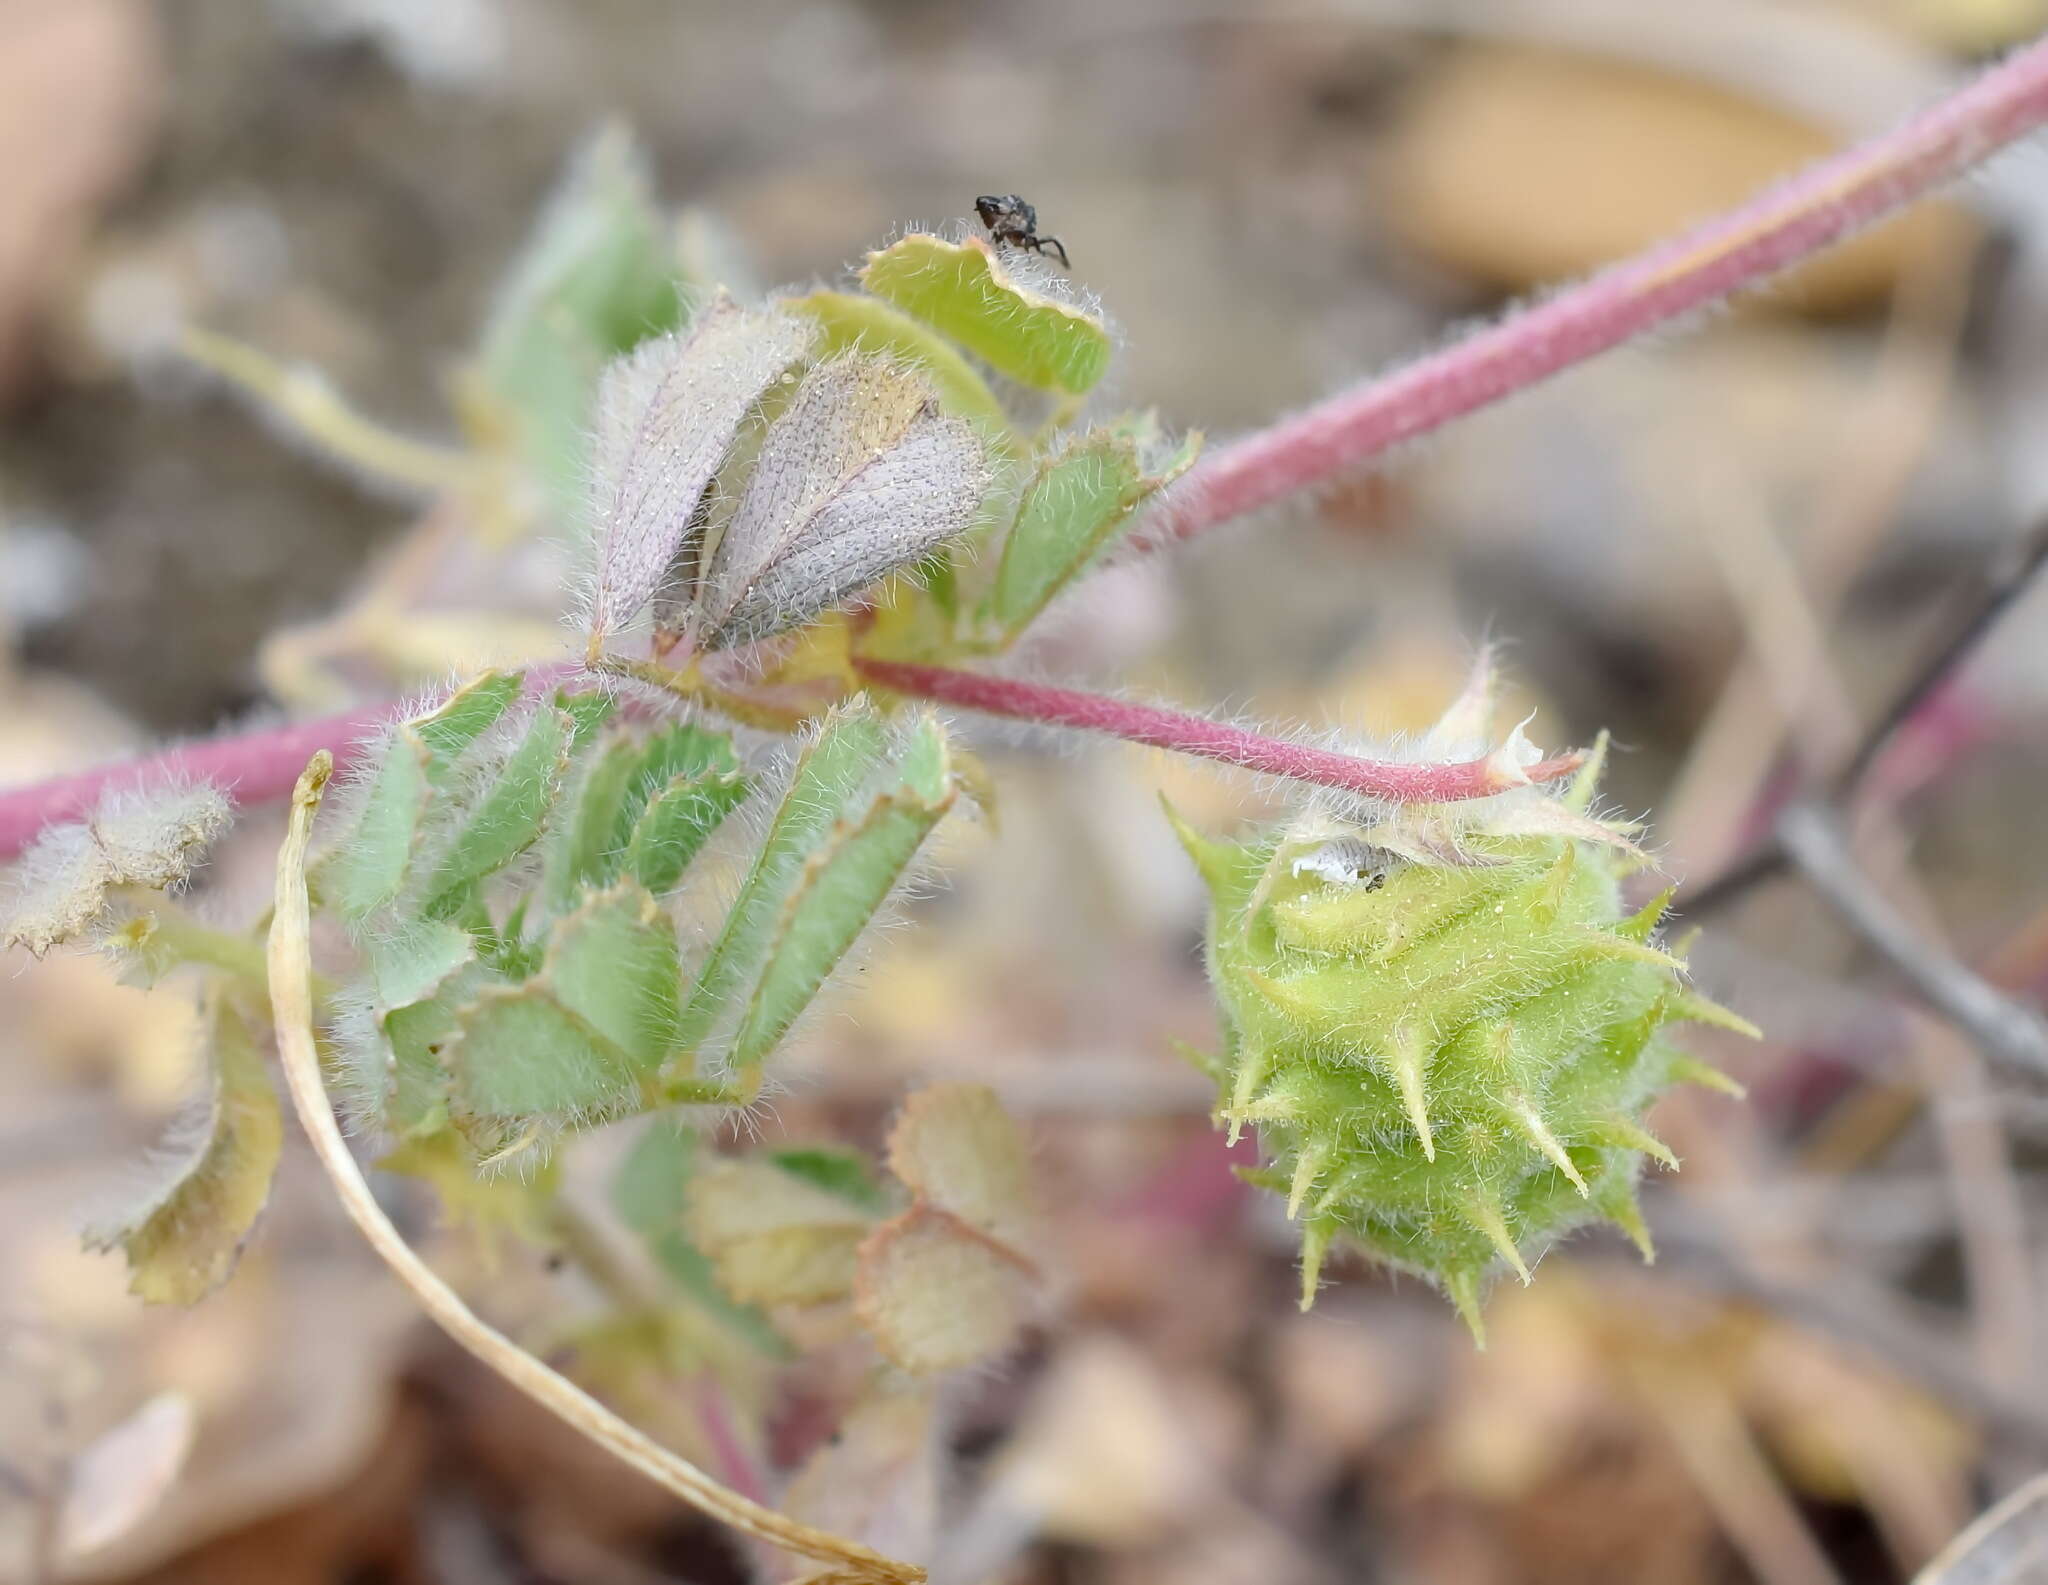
974;194;1069;269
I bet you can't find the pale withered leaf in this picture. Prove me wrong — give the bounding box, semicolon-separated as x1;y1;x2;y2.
85;997;284;1305
852;1082;1038;1375
5;783;232;956
59;1392;196;1560
854;1203;1033;1375
586;293;814;649
685;1156;877;1307
694;356;988;650
885;1082;1034;1251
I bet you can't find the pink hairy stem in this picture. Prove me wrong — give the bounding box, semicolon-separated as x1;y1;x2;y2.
1142;34;2048;547
852;656;1578;802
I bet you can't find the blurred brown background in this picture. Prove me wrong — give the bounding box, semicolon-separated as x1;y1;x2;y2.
5;2;2048;1582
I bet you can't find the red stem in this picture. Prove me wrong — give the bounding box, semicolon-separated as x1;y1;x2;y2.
854;657;1578;802
0;664;585;862
1144;33;2048;547
0;706;389;860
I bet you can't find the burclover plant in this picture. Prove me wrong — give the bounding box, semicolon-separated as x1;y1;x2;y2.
10;37;2048;1577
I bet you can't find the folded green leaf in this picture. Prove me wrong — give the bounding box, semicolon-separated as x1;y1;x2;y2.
990;419;1199;637
382;960;508;1134
414;670;523;771
624;769;750;896
545;884;682;1068
324;671;521;925
425;705;573;911
728;714;955;1068
364;917;474;1008
445;983;644;1119
670;703;894;1056
442;885;683;1121
860;234;1111;397
544;723;746;907
473;125;689;526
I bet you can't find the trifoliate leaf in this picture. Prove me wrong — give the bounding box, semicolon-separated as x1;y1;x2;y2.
884;1082;1033;1250
854;1203;1033;1375
85;998;282;1305
586;293;815;651
693;357;988;651
860;233;1112;396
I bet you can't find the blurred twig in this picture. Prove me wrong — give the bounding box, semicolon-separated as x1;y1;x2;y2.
1143;33;2048;546
1774;805;2048;1082
1687;519;2048;918
1653;1232;2048;1453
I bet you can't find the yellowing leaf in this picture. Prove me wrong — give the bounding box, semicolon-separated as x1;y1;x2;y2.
854;1203;1033;1375
376;1126;562;1257
686;1157;876;1307
885;1082;1033;1250
85;998;283;1305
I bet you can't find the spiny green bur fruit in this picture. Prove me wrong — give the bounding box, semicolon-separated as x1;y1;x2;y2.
1170;681;1758;1341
